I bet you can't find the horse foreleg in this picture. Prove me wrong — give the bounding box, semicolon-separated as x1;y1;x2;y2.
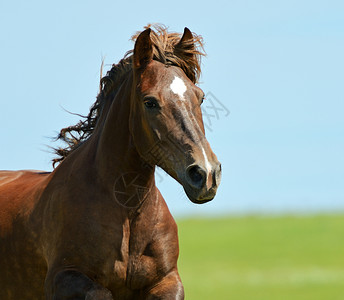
144;270;184;300
45;270;113;300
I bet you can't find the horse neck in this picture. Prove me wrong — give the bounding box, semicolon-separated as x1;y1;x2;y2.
93;71;156;200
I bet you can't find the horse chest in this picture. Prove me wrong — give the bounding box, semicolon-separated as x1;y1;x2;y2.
113;253;159;290
110;219;169;291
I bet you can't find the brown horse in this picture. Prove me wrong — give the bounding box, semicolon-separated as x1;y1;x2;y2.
0;25;221;299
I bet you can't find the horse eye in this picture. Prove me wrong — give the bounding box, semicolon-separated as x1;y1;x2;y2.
144;98;158;109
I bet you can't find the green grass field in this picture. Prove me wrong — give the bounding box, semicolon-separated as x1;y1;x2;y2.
176;215;344;300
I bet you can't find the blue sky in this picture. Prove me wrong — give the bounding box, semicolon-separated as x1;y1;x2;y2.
0;0;343;216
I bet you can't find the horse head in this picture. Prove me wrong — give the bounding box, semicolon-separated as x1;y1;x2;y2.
129;28;222;204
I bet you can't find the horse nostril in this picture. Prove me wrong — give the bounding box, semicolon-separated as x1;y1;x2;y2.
186;165;206;188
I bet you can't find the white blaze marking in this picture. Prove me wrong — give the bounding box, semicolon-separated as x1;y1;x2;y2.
201;147;212;175
170;76;187;100
170;76;211;177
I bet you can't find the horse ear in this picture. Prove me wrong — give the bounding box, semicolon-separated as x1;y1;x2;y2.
179;27;194;46
175;27;195;53
133;28;153;69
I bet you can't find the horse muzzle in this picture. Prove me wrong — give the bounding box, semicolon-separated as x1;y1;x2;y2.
181;161;222;204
